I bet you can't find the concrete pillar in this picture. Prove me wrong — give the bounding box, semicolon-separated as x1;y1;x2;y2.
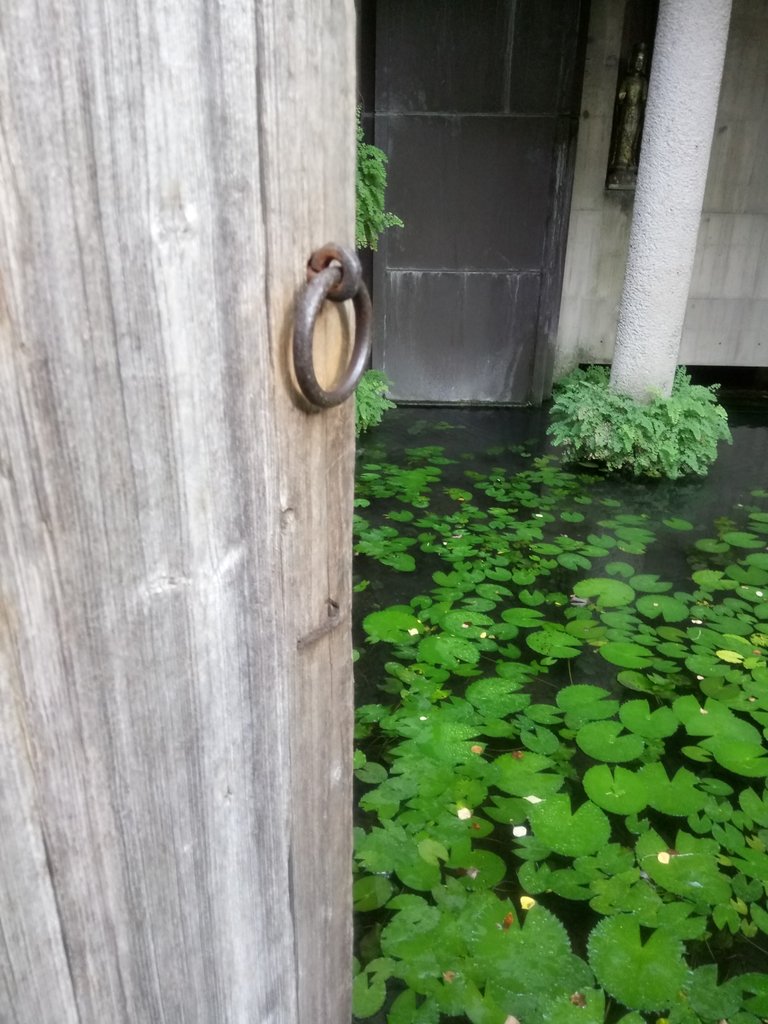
610;0;732;400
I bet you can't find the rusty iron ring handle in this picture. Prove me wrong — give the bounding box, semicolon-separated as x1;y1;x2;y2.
293;243;372;409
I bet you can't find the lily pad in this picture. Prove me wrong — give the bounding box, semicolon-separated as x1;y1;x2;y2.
619;700;678;739
465;677;531;718
663;517;694;531
576;720;645;763
526;629;583;659
363;607;422;644
501;606;546;627
572;578;635;608
635;828;732;905
636;594;689;622
528;794;611;857
721;531;764;549
492;751;565;798
582;764;648;815
418;633;480;668
687;964;742;1020
588;914;687;1011
630;574;674;593
638;763;709;815
598;642;653;669
353;875;394;911
352;970;387;1018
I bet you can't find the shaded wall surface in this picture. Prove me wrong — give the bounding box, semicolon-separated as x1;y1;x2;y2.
556;0;768;375
369;0;586;404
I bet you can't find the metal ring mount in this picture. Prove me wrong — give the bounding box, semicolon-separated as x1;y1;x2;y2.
293;243;372;409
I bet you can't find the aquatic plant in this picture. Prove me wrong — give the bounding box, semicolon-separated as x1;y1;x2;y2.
357;369;397;437
547;366;732;479
356;106;403;252
353;444;768;1023
354;107;400;435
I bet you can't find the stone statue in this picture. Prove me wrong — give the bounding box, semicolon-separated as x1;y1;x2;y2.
607;43;649;190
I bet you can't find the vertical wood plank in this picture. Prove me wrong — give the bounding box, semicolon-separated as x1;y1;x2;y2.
0;1;355;1021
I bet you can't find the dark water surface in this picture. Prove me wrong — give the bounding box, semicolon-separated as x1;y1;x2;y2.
351;396;768;1023
354;397;768;698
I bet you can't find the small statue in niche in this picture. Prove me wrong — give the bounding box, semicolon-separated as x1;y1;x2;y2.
607;42;649;190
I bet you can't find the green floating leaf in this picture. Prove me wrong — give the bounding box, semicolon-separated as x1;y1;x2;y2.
750;901;768;935
576;720;645;762
739;971;768;1017
440;610;494;638
722;531;764;549
630;574;673;593
379;899;442;962
696;538;730;554
476;582;512;601
663;517;694;531
448;848;507;890
491;751;565;798
526;629;583;659
556;684;612;711
483;904;594;1002
687;964;742;1020
700;736;768;777
635;828;732;905
619;699;678;739
540;988;605;1023
558;552;592;571
638;762;709;815
418;633;479;668
692;568;735;591
353;875;394;912
616;669;654;693
465;677;530;718
587;914;687;1012
558;688;619;729
528;794;611;857
636;594;689;622
564;618;606;641
352;970;387;1019
363;606;422;643
606;561;636;578
674;696;768;775
501;606;545;627
417;838;449;866
380;552;416;572
572;578;635;608
739;787;768;827
598;642;653;669
582;764;648;815
386;987;439;1024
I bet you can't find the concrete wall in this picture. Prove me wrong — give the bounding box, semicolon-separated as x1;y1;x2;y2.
555;0;768;376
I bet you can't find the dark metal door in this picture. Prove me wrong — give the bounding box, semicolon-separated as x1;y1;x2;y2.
371;0;587;404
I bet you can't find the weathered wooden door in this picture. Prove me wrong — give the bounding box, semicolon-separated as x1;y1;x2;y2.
0;3;355;1022
368;0;587;404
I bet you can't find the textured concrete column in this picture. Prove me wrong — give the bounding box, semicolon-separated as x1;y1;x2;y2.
610;0;732;400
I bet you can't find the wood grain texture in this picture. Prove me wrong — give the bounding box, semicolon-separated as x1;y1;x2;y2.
0;1;355;1021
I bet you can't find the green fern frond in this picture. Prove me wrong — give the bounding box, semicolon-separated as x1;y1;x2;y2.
547;365;731;479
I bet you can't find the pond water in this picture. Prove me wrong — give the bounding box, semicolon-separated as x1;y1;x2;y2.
352;397;768;1024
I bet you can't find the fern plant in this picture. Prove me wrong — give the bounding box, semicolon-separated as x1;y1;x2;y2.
547;365;731;479
355;107;403;252
354;107;401;435
355;369;396;437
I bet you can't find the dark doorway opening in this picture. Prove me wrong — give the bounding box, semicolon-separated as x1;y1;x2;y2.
358;0;590;405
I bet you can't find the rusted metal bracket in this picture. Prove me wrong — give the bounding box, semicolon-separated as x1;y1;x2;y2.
296;599;342;649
